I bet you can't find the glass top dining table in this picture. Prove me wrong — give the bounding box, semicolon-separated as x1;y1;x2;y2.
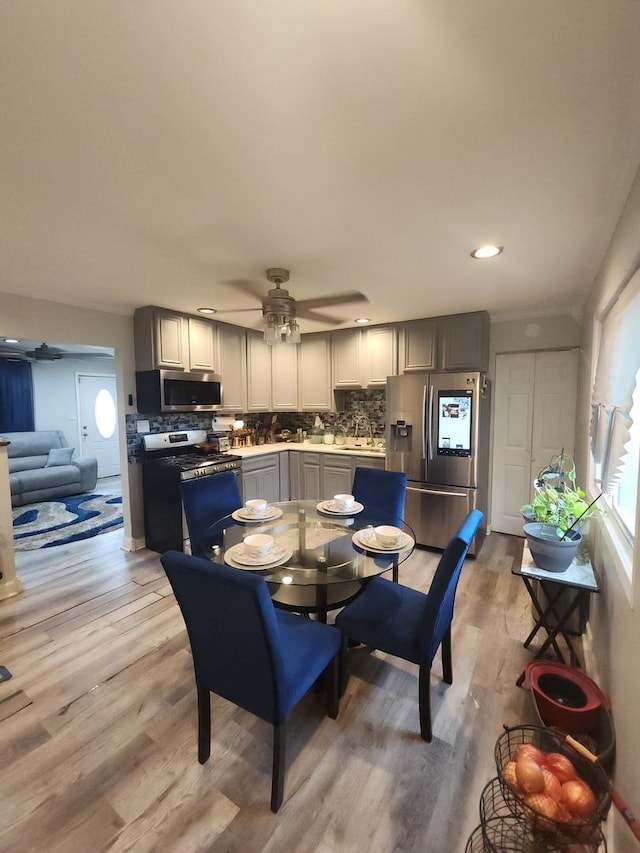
205;499;416;620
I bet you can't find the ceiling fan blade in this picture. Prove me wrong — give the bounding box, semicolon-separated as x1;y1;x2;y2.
217;278;266;303
295;291;368;311
213;307;263;315
296;308;353;325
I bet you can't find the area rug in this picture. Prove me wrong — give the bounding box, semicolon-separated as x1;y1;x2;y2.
12;493;123;551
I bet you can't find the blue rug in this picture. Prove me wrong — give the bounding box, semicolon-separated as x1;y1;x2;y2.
12;493;123;551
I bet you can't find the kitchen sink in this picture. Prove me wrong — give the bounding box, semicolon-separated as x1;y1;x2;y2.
337;444;385;453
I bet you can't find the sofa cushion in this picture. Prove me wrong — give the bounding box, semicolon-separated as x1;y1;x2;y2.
9;455;50;473
45;446;75;467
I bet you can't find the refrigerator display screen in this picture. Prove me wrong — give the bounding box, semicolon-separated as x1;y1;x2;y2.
437;392;472;457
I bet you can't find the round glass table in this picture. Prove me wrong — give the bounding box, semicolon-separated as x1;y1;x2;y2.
206;499;416;620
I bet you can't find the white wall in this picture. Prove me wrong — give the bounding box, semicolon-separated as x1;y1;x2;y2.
576;166;640;851
0;293;143;547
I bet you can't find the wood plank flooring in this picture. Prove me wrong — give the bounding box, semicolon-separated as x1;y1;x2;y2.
0;528;572;852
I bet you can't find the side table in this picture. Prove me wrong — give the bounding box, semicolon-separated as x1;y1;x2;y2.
511;538;600;687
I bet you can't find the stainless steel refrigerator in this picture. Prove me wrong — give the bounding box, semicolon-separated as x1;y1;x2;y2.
386;371;490;554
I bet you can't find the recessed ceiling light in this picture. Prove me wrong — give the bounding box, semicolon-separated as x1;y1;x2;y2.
197;307;217;314
4;338;19;343
354;317;370;324
470;245;503;259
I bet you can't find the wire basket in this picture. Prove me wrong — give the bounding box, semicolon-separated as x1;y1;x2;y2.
478;777;607;851
495;725;611;845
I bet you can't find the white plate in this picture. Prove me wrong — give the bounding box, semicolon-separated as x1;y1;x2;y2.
352;528;414;553
224;541;292;570
231;506;284;523
316;500;365;516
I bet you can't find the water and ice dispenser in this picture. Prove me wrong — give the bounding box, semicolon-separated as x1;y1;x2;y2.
388;413;413;452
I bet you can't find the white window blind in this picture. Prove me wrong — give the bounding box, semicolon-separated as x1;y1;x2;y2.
591;267;640;494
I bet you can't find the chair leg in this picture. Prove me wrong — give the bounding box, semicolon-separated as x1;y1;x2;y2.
418;665;433;742
271;722;286;813
339;633;349;697
197;685;211;764
392;559;399;583
441;626;453;684
326;653;339;719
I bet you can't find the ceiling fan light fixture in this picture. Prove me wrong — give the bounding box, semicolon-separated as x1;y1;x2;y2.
470;244;503;259
263;311;300;345
197;307;217;314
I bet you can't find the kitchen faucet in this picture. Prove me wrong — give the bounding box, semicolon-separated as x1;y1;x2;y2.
353;415;375;447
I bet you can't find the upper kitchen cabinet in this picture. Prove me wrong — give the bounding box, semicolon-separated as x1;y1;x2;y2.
134;306;190;370
134;306;219;373
399;311;489;373
438;311;490;372
298;333;333;411
246;333;299;411
217;323;247;411
187;317;218;372
331;326;397;388
399;318;437;372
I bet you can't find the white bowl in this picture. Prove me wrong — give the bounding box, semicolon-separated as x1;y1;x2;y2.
245;498;268;515
374;525;403;548
333;493;355;510
243;533;274;557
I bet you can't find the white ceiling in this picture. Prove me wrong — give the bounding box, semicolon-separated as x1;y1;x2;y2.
2;1;640;334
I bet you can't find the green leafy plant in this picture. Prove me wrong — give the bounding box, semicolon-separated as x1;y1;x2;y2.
520;453;599;537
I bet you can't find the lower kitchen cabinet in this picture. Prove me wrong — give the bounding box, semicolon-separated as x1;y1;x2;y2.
321;455;354;498
301;452;322;500
241;453;280;503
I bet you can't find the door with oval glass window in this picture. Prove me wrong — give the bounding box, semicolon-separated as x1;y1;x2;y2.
76;373;120;479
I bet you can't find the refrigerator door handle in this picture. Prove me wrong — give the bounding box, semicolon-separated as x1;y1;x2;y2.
426;384;434;462
421;384;427;461
407;486;469;498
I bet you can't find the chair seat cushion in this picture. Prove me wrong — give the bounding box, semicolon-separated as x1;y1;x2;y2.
335;577;427;665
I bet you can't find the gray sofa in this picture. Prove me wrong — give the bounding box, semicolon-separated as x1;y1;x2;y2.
4;430;98;507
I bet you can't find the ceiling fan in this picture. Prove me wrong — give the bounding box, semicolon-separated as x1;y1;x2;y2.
214;268;368;340
0;342;113;362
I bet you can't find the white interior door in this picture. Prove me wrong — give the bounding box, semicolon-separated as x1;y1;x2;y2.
76;374;120;479
491;350;578;535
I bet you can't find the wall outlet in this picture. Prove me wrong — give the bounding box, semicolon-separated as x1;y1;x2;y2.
137;420;150;433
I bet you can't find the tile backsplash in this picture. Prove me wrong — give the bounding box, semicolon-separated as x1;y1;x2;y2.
126;389;386;461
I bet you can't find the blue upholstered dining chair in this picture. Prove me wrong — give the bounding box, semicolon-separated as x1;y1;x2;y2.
180;471;242;558
160;550;342;813
351;466;409;581
335;509;483;742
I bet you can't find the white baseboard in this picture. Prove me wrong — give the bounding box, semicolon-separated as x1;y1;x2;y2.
121;535;147;552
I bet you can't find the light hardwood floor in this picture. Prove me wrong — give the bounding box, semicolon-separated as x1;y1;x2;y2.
0;528;564;852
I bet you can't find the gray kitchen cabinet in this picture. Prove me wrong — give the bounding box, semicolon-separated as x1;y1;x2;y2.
438;311;490;372
247;333;299;411
187;317;218;372
331;326;397;388
134;306;190;370
352;455;385;473
217;323;247;411
298;333;333;411
241;453;280;503
301;452;322;500
399;318;438;372
321;455;353;499
289;451;302;500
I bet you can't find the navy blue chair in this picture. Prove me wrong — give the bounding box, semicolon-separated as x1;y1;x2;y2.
180;471;242;558
161;550;341;812
335;509;483;741
351;466;409;581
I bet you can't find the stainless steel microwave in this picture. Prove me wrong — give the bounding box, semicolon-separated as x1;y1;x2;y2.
135;369;222;413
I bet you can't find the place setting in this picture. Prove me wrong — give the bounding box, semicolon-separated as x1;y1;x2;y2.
232;498;284;523
351;524;414;554
224;533;292;570
316;493;364;516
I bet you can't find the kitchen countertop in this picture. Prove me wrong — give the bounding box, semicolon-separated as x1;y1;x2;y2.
231;441;386;460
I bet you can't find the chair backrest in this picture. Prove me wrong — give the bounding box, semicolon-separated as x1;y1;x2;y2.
351;466;408;519
421;509;483;665
181;471;242;558
161;550;288;724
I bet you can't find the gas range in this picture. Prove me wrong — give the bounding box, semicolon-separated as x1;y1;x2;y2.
141;430;243;552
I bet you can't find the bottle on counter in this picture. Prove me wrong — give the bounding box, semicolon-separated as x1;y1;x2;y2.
334;428;346;446
324;427;335;445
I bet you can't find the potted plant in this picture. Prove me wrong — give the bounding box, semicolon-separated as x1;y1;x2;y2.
520;454;600;572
